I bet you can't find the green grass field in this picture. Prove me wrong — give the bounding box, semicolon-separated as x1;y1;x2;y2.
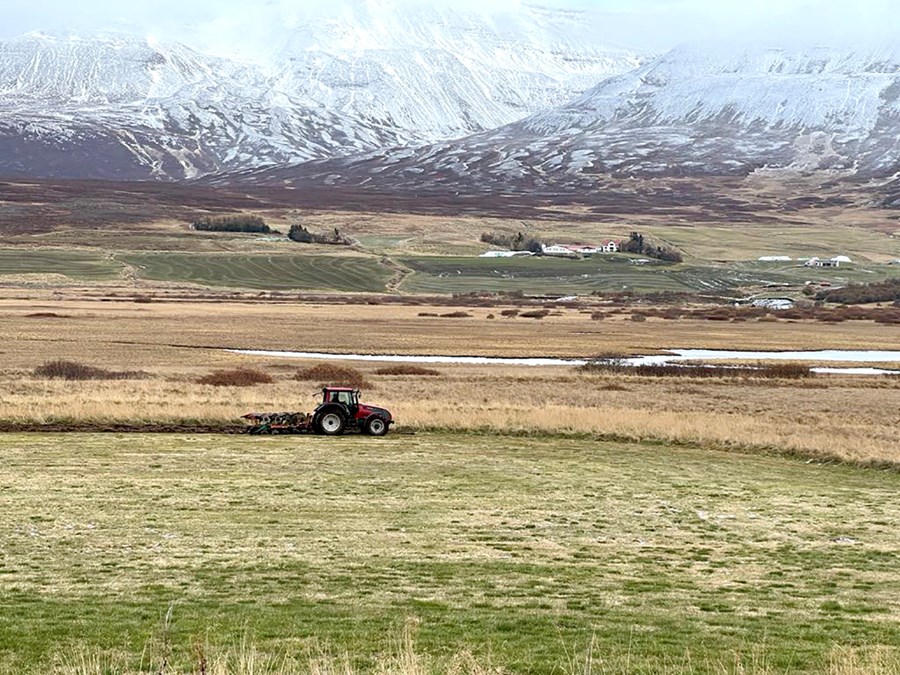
398;255;794;295
0;250;122;281
642;225;900;263
398;255;900;296
1;433;898;673
118;253;392;292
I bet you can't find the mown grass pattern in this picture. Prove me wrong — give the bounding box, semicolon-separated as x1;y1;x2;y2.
0;250;122;280
119;253;392;292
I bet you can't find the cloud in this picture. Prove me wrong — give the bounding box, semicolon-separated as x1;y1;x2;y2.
3;0;899;53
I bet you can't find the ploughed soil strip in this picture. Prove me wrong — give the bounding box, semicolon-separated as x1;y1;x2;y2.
0;422;243;434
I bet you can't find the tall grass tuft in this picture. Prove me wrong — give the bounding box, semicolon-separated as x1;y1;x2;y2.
374;365;441;377
196;368;274;387
46;637;900;674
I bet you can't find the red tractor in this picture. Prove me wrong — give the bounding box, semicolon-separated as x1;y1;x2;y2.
312;387;393;436
242;386;394;436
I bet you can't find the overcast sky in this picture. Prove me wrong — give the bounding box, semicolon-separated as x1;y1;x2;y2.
3;0;898;52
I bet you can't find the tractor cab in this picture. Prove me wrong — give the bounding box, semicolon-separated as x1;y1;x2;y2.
323;387;359;410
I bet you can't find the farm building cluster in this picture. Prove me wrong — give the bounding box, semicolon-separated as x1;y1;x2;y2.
758;255;854;268
481;240;621;259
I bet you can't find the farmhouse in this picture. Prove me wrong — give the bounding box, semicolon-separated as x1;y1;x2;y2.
602;240;620;253
541;240;620;257
804;256;851;268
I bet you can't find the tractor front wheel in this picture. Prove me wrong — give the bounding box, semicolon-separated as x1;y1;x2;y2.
317;412;346;436
365;417;389;437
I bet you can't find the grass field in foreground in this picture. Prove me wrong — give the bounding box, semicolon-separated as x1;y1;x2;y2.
1;433;898;674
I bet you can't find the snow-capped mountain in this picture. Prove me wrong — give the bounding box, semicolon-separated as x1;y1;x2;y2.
270;1;643;139
0;32;414;179
0;2;643;180
241;42;900;195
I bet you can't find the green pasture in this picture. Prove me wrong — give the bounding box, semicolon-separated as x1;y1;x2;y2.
0;250;122;281
642;225;900;263
397;255;792;295
1;433;897;673
118;253;392;292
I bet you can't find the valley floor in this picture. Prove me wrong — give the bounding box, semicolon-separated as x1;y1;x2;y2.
0;296;898;468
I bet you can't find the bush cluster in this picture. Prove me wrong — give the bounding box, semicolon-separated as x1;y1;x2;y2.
816;279;900;305
192;215;270;233
374;365;441;376
519;309;550;319
480;231;543;253
288;225;352;246
619;231;684;263
34;360;148;381
295;363;369;388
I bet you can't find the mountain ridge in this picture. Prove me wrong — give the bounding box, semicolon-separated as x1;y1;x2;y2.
232;41;900;198
0;5;643;180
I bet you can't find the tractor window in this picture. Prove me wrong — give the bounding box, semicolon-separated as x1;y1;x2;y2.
329;391;355;406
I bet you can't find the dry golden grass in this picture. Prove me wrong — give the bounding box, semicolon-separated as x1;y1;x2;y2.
2;368;898;467
1;297;898;467
2;296;900;366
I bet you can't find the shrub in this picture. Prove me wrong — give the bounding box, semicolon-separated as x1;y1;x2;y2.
288;224;351;246
816;278;900;305
374;365;441;376
480;231;543;252
620;231;684;262
761;363;814;379
520;309;550;319
196;368;274;387
440;311;472;318
34;360;148;380
578;360;812;379
295;363;369;388
192;215;270;233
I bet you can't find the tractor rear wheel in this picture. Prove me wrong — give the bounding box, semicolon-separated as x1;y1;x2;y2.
365;417;388;437
318;411;346;436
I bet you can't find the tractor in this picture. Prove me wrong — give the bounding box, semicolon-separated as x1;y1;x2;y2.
312;386;393;436
243;387;393;436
